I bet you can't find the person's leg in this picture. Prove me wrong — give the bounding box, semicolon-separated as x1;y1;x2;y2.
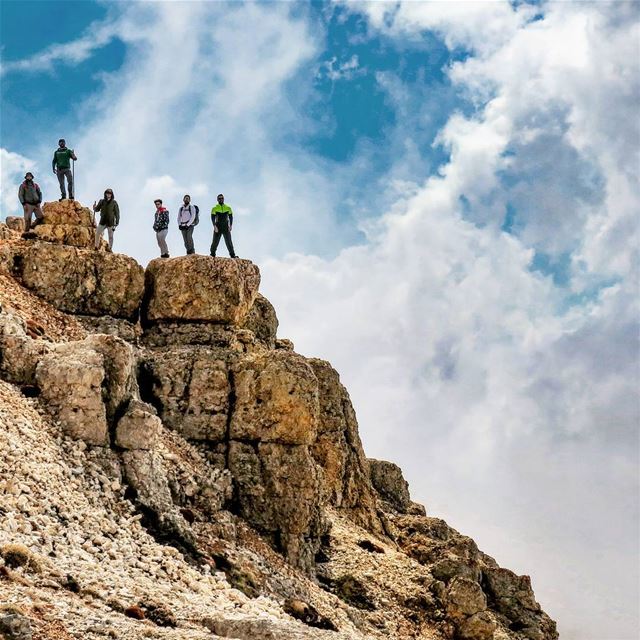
186;226;195;254
180;228;189;254
56;170;66;198
65;169;74;200
33;204;44;223
210;229;222;256
107;227;114;251
95;224;106;249
156;229;169;256
23;204;34;231
222;228;236;258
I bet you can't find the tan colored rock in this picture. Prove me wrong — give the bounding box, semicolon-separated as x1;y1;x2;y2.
0;310;50;384
241;292;278;348
458;611;497;640
231;350;319;445
115;400;161;450
369;458;412;513
140;347;231;441
42;199;93;226
35;342;108;445
83;333;137;422
309;359;380;530
15;243;144;320
227;441;327;572
446;576;487;621
142;256;260;326
5;216;24;232
32;224;95;248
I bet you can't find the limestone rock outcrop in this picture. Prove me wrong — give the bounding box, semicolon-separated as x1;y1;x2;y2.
115;400;161;450
9;243;144;321
142;256;260;326
369;458;412;513
32;200;95;248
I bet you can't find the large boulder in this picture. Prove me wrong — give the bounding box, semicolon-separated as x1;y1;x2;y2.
309;359;380;530
241;293;278;348
227;441;327;572
0;309;50;384
142;256;260;326
29;200;96;248
139;346;231;442
36;342;108;446
231;350;319;445
13;243;144;321
369;458;412;513
115;400;161;450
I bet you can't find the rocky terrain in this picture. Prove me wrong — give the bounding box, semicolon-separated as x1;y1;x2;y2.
0;200;559;639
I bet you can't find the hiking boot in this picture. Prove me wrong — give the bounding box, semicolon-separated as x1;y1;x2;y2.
59;197;65;202
106;246;112;253
160;253;170;259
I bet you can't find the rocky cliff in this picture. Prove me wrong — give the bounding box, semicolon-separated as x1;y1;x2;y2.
0;201;558;640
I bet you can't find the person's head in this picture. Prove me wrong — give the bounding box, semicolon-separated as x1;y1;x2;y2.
24;172;34;181
183;194;191;204
154;199;163;209
104;188;114;201
58;139;66;148
217;194;224;204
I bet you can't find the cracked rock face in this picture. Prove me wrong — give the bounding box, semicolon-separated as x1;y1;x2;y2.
12;244;144;321
115;400;161;450
369;458;412;513
142;256;260;326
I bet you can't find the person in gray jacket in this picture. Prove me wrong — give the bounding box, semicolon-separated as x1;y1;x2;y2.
177;194;198;255
93;188;120;251
18;172;44;232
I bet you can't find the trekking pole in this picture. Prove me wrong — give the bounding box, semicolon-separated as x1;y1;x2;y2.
72;158;75;202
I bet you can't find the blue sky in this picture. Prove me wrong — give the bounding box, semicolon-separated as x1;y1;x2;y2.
1;2;638;639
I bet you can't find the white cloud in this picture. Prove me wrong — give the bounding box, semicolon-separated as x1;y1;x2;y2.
0;148;35;215
2;2;638;638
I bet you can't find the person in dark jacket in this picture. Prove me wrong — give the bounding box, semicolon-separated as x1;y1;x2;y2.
52;138;77;201
18;172;44;232
153;199;170;258
93;189;120;251
210;193;236;258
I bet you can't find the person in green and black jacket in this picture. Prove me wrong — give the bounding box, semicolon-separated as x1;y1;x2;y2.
210;193;237;258
93;188;120;252
52;138;77;201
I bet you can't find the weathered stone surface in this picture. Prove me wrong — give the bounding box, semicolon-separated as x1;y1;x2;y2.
458;611;496;640
115;400;161;450
231;351;319;445
142;256;260;326
241;293;278;348
32;224;95;248
227;441;327;572
76;314;140;343
140;347;231;442
309;359;380;530
0;613;32;640
369;458;412;513
14;243;144;321
83;333;137;423
142;321;237;347
42;199;93;226
36;342;108;445
5;216;24;232
0;310;50;384
446;576;487;620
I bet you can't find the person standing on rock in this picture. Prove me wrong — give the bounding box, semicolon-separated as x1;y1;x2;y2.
177;194;198;255
153;199;170;258
18;172;44;232
210;193;236;258
52;139;77;201
93;189;119;252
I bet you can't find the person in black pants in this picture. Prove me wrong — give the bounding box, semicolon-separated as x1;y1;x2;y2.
210;193;237;258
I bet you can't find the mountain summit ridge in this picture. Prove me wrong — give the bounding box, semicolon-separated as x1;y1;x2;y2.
0;201;558;640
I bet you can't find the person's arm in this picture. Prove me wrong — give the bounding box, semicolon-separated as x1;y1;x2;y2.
70;149;77;161
212;207;218;230
114;202;120;227
228;206;233;230
36;184;42;203
18;184;25;205
52;152;57;173
94;199;103;212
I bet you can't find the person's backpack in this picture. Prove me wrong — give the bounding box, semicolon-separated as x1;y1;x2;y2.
193;205;200;226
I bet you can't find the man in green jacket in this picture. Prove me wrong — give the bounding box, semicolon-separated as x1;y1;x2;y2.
210;193;237;258
52;138;77;201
